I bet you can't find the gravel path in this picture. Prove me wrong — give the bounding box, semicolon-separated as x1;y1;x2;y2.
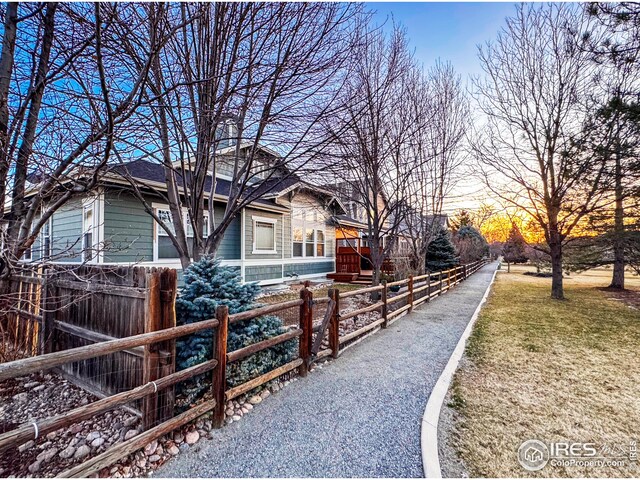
159;262;498;478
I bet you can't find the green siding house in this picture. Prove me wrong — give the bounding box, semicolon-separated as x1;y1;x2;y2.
25;157;346;286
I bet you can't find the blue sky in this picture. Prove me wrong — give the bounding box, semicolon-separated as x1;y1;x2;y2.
368;2;517;82
367;2;519;213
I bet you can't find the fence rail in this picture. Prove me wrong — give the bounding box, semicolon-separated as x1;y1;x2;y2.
0;258;489;476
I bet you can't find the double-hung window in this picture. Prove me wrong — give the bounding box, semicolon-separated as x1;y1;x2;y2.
82;203;95;262
156;208;178;259
154;206;211;260
292;207;325;258
41;217;52;260
253;217;277;254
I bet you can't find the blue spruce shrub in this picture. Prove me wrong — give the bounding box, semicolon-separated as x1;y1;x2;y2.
175;257;297;407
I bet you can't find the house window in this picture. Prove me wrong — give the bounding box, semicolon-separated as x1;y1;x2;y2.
41;218;52;260
292;207;326;258
253;217;277;253
155;206;211;260
186;213;209;256
305;228;315;257
293;227;303;257
156;208;180;259
22;246;32;261
316;230;325;257
82;204;95;262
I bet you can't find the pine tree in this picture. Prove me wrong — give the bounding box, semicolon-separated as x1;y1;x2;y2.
502;225;528;271
426;227;459;271
453;225;489;263
175;257;297;407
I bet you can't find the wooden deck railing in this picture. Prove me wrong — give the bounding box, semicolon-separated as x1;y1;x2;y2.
0;258;489;477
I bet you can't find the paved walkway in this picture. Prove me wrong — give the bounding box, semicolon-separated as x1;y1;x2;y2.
159;262;498;478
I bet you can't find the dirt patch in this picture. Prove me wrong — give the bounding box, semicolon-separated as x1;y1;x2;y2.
597;286;640;310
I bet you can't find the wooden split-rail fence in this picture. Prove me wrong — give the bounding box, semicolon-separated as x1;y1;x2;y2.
0;259;488;477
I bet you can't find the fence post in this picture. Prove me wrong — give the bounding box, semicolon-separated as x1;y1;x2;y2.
439;271;443;294
381;280;388;328
447;270;451;289
212;305;229;428
298;287;313;376
408;275;414;312
463;264;467;280
328;288;340;359
39;269;56;355
426;272;431;301
142;270;162;430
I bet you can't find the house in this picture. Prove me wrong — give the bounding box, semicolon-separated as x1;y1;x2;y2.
21;144;351;286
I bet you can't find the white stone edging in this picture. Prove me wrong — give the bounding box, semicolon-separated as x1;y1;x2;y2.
420;264;499;478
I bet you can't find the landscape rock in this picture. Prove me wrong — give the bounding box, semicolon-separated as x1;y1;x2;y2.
86;431;101;442
74;445;91;459
185;430;199;445
28;461;41;474
18;440;35;452
148;455;161;463
59;445;76;459
173;432;184;444
24;381;40;388
91;437;105;448
144;441;158;456
248;395;262;405
124;429;138;441
232;415;241;421
259;389;271;400
36;448;58;463
12;392;28;403
244;403;253;411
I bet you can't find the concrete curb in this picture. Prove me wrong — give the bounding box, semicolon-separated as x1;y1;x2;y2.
420;263;499;478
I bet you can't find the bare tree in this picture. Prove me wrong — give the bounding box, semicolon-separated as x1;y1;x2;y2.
325;25;427;286
0;4;177;289
472;3;607;299
114;3;360;269
404;60;469;274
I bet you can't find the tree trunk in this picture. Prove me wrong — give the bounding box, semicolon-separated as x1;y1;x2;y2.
0;2;18;214
609;151;625;290
549;238;564;300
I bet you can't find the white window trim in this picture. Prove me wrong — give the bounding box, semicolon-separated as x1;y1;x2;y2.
252;215;278;255
80;192;104;264
40;216;53;260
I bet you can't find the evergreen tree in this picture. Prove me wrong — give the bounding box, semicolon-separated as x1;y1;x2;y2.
502;225;528;270
175;257;297;407
426;227;459;271
453;225;489;263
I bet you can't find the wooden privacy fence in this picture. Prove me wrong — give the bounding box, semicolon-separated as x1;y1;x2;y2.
1;264;177;425
0;259;488;477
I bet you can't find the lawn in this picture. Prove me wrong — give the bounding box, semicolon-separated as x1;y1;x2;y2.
446;264;640;477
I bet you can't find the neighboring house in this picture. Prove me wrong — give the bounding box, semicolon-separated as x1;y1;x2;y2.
21;145;350;286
